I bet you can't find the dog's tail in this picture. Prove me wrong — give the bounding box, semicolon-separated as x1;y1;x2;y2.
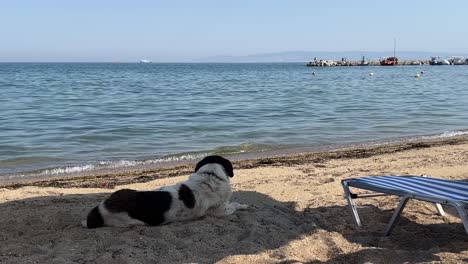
82;205;104;229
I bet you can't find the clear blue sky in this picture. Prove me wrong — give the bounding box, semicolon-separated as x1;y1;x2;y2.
1;0;467;62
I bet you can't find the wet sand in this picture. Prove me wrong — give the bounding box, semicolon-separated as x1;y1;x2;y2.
1;136;468;263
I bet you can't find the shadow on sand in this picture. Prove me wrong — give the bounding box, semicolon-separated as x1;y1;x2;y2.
0;190;466;263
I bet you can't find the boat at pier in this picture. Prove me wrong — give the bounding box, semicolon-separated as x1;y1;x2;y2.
380;57;398;66
429;57;450;65
449;56;466;65
380;38;399;66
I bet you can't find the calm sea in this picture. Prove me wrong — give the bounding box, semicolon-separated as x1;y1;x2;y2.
1;63;468;182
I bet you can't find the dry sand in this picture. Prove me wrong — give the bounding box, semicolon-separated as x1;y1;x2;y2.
1;137;468;263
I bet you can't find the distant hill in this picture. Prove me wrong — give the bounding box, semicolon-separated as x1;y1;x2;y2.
196;51;468;63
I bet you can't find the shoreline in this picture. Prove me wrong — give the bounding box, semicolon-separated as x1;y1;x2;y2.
3;134;468;190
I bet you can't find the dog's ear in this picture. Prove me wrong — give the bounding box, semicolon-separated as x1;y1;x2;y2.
195;155;234;177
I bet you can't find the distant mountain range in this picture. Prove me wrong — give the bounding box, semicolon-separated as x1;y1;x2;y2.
196;51;468;63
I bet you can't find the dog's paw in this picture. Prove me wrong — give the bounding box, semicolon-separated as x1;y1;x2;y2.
81;220;88;228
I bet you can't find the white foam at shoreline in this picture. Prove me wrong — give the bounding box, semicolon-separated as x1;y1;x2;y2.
423;130;468;139
42;165;96;175
98;153;208;167
24;153;209;178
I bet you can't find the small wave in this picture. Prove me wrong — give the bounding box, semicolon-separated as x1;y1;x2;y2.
423;130;468;139
4;143;279;180
40;164;96;175
1;164;99;182
211;143;282;154
143;152;209;163
13;153;210;179
97;152;208;168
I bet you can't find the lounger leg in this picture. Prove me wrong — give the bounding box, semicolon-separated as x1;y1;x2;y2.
452;203;468;235
435;203;446;216
421;175;446;216
384;196;411;236
342;181;362;227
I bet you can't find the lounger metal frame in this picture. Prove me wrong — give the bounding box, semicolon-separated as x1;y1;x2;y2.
341;176;468;236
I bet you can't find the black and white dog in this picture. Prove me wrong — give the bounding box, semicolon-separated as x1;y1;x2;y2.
82;155;248;228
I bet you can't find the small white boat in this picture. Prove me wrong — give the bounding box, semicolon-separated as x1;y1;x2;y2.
429;57;450;65
139;59;152;63
449;56;466;65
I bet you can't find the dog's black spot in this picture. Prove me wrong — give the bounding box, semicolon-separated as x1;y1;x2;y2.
104;189;136;212
195;155;234;177
128;191;172;226
86;206;104;229
103;188;172;226
178;184;195;209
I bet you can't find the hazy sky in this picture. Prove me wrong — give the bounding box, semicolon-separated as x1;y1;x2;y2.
1;0;467;62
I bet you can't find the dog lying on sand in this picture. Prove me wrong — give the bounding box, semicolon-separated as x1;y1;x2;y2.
82;155;248;228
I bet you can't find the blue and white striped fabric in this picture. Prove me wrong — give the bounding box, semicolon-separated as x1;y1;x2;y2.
350;176;468;202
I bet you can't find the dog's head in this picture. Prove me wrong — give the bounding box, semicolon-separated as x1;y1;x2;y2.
194;155;234;179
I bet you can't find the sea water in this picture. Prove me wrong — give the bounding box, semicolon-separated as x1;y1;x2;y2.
1;63;468;181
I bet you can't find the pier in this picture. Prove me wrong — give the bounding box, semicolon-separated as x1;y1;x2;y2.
306;57;468;67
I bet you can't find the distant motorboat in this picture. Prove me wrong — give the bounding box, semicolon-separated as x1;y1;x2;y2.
449;56;466;65
380;57;398;66
139;59;152;63
429;57;450;65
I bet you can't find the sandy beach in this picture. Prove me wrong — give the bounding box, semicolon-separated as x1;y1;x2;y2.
1;137;468;263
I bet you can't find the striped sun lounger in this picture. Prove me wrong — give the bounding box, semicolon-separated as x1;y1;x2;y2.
341;175;468;236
